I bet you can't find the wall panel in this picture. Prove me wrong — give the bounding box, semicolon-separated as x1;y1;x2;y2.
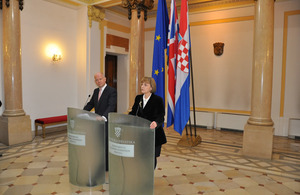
190;18;253;111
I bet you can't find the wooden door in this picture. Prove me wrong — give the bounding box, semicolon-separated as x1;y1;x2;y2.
105;54;117;111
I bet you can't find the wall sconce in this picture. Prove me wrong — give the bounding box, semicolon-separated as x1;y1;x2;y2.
52;54;62;62
46;43;62;62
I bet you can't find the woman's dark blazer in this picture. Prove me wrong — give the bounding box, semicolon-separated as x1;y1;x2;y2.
129;94;167;147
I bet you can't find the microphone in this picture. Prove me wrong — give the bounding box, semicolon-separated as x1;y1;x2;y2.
135;100;143;116
84;95;91;107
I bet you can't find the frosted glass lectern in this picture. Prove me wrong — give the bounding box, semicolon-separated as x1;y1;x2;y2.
67;107;106;187
108;113;155;195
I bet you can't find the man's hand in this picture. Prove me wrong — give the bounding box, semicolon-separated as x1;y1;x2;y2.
96;116;106;121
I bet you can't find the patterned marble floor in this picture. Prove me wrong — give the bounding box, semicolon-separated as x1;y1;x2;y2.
0;127;299;195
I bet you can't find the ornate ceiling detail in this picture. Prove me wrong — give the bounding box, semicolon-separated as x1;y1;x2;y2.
122;0;154;21
0;0;24;10
76;0;112;5
88;5;105;28
44;0;256;18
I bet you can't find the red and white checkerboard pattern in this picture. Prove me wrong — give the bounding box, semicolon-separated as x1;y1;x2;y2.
177;39;189;73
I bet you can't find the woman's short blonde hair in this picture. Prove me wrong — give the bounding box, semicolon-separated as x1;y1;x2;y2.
141;77;156;93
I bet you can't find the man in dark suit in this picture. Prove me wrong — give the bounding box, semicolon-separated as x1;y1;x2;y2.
84;72;117;120
84;72;117;171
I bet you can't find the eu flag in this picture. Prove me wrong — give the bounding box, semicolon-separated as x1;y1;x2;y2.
152;0;169;101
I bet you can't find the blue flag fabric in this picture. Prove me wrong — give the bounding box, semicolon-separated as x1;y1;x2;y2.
152;0;169;101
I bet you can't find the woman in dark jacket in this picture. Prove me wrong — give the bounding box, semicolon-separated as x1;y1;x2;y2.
129;77;167;168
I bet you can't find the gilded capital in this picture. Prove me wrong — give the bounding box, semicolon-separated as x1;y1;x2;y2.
0;0;24;10
122;0;154;21
88;5;105;29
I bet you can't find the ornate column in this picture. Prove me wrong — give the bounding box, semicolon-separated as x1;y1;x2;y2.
243;0;274;159
122;0;153;107
0;0;32;145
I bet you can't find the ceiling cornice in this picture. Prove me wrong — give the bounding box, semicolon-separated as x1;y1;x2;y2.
46;0;256;17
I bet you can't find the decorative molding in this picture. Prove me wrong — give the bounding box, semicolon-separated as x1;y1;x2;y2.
194;107;251;115
96;0;122;8
87;5;105;29
190;16;254;26
76;0;109;4
106;34;129;52
106;21;130;34
146;16;254;32
145;27;155;32
280;10;300;117
144;0;254;18
189;0;254;13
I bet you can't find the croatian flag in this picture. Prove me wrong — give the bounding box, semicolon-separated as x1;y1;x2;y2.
167;0;179;127
174;0;190;135
152;0;169;101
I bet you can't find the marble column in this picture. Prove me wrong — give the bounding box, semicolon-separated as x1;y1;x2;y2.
129;10;145;107
0;0;32;145
123;0;153;108
243;0;274;159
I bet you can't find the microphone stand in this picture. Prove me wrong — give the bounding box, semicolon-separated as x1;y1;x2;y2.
135;100;142;116
83;95;91;108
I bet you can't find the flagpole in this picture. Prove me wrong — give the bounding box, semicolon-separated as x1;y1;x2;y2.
188;34;202;145
189;117;193;136
175;0;201;147
185;125;188;136
189;46;197;137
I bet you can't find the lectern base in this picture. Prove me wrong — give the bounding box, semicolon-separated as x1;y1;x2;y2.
177;134;202;147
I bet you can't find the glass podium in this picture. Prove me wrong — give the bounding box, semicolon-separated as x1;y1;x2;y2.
108;113;155;195
67;107;106;187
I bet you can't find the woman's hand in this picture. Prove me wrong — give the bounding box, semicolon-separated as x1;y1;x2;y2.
150;121;157;129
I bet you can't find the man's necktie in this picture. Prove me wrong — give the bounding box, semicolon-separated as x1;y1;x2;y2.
98;88;102;101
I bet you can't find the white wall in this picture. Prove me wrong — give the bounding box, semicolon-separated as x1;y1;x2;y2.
190;17;253;110
21;0;78;127
0;0;85;129
272;0;300;136
76;6;89;108
145;6;254;121
143;0;300;136
117;54;130;114
86;20;101;99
